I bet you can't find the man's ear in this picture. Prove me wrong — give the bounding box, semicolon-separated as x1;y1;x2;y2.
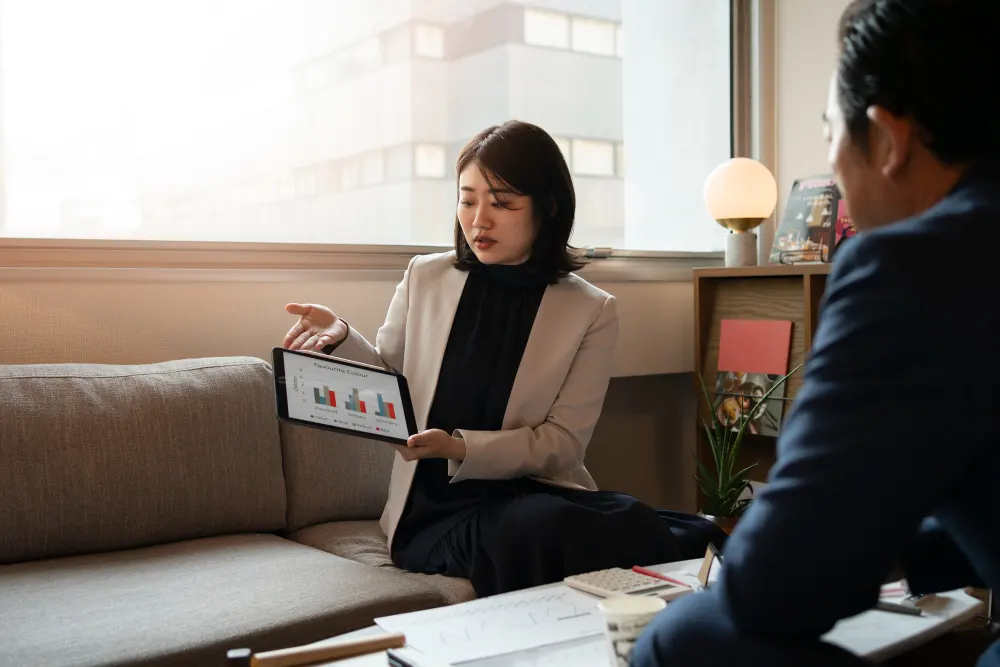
866;105;914;178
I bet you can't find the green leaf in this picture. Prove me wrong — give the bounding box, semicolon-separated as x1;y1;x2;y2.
702;420;725;479
697;371;717;423
696;363;801;517
732;363;802;447
729;462;758;485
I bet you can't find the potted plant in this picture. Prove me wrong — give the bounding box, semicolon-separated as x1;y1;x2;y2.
695;363;802;533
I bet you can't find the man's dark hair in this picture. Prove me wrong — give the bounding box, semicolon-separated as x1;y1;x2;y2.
837;0;1000;164
453;120;584;283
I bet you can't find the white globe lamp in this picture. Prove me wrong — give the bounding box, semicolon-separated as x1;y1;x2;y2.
703;158;778;267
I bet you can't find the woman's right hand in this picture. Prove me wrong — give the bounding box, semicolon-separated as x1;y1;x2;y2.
283;303;349;352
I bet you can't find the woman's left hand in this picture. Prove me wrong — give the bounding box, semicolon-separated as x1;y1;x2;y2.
393;429;466;462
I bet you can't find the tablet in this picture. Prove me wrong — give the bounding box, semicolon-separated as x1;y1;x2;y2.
272;347;417;446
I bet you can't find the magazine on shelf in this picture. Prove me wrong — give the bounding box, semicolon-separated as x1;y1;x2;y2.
716;319;793;437
770;175;854;264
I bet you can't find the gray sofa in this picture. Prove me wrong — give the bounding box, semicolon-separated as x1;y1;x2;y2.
0;357;474;667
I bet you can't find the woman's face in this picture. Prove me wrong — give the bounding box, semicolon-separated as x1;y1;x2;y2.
457;164;538;265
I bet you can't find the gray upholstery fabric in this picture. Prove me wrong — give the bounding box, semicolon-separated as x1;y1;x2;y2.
0;534;444;667
280;422;395;530
0;358;287;564
290;520;477;605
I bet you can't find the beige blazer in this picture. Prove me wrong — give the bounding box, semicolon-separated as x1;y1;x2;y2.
331;251;618;548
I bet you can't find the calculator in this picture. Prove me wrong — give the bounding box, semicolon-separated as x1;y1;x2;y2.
564;568;692;601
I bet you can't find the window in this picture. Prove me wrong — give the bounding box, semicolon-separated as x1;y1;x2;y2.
316;163;340;194
349;37;382;70
361;152;386;187
340;160;361;191
0;0;733;252
524;9;570;50
414;144;447;179
553;137;571;164
413;24;445;59
293;167;316;198
386;145;413;182
571;17;616;57
571;139;615;176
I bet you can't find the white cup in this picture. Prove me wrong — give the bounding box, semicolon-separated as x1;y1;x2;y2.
597;595;666;667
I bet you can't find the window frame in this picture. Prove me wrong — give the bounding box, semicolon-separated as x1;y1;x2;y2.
0;0;770;278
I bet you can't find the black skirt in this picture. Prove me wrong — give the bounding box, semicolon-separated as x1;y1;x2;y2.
393;460;726;597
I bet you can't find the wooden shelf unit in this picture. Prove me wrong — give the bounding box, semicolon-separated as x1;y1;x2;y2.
693;263;831;498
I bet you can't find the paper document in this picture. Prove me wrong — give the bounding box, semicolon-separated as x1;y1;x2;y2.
375;586;605;664
825;588;984;662
464;636;611;667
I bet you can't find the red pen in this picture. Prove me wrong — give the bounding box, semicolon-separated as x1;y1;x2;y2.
632;565;691;588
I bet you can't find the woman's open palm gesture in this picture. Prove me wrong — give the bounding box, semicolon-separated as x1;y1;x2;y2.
282;303;348;352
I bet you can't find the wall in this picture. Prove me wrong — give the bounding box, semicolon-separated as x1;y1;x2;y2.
774;0;852;200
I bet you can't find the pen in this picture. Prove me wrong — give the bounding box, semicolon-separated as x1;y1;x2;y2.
388;647;453;667
632;565;691;588
387;648;415;667
875;600;923;616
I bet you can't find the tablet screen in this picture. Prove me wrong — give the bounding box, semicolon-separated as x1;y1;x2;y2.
280;350;410;441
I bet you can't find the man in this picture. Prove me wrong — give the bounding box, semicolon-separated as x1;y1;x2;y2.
632;0;1000;665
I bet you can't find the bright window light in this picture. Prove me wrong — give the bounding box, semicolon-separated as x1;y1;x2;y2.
553;137;571;164
341;160;361;191
572;139;615;176
571;17;615;56
361;151;385;186
414;144;447;178
0;0;732;251
524;9;569;49
414;24;444;58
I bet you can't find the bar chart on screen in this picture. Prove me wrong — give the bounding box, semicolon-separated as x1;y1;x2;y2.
311;385;338;407
283;353;409;440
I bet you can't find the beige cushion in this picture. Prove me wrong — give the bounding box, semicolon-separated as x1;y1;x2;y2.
0;534;443;667
280;423;395;530
289;520;476;605
0;357;287;564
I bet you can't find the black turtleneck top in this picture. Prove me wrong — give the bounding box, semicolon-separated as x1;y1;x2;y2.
390;262;549;562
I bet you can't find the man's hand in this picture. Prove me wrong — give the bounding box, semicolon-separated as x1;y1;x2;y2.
393;429;466;462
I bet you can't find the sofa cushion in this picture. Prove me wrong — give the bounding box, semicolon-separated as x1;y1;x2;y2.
0;358;287;564
0;533;443;667
289;520;476;605
280;423;395;530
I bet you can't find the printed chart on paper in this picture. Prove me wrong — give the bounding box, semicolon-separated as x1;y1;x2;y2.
375;586;605;664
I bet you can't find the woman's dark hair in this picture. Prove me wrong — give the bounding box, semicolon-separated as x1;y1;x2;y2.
452;120;584;283
836;0;1000;164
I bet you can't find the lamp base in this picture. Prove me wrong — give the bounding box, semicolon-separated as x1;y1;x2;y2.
725;231;758;267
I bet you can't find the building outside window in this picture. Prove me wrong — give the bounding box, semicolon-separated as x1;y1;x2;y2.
0;0;733;252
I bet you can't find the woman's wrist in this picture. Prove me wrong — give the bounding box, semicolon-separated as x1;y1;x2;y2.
451;434;466;461
321;323;351;355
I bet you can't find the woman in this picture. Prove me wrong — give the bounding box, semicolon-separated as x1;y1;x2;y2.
282;120;723;596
